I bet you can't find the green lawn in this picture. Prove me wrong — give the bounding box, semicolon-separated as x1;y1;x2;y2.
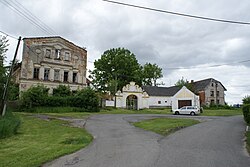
0;113;93;167
133;118;200;136
201;109;242;116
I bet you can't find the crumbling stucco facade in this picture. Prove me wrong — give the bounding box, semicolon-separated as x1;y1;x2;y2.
19;36;87;94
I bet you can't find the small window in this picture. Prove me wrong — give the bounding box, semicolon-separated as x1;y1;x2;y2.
33;68;39;79
55;49;61;59
210;91;214;97
211;83;214;87
165;101;167;103
217;100;220;104
158;101;161;104
64;71;68;82
211;99;215;105
44;68;50;81
73;72;77;83
54;69;60;81
45;49;51;58
64;52;70;61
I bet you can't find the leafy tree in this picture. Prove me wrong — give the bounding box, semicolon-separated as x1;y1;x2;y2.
243;95;250;105
20;85;49;108
142;63;163;86
53;85;71;97
89;48;142;95
0;36;9;98
175;77;193;91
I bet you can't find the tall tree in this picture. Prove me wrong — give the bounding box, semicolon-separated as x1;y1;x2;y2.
175;77;193;91
89;48;142;95
0;36;9;97
142;63;163;86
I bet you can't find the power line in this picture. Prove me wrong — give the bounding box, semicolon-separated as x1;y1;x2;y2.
103;0;250;25
1;0;54;35
163;59;250;70
11;0;56;34
0;30;19;40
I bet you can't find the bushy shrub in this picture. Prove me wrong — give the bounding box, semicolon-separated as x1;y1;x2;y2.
242;104;250;124
20;85;49;108
0;112;21;139
53;85;71;97
205;104;234;110
72;88;100;112
243;96;250;105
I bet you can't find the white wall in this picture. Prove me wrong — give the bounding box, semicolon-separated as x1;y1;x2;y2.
148;96;172;108
105;100;114;107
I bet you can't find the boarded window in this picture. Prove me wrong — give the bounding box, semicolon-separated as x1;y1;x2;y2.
64;52;70;61
33;68;39;79
54;69;60;81
45;49;51;58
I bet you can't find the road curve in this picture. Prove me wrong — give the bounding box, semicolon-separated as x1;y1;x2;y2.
44;115;250;167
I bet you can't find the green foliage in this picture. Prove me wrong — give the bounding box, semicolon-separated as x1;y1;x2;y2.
53;85;71;97
142;63;163;86
243;95;250;105
0;35;9;98
20;85;49;108
0;111;21;139
242;104;250;124
89;48;142;95
8;83;19;100
19;85;100;112
72;88;100;112
175;77;193;91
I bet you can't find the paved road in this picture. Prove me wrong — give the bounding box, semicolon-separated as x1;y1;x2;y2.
44;115;250;167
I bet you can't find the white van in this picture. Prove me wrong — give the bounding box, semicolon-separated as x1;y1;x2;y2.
173;106;200;116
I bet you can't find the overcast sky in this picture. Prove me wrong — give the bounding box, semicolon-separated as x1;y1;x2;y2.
1;0;250;104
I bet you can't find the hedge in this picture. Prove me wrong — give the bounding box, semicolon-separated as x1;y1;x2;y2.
242;104;250;124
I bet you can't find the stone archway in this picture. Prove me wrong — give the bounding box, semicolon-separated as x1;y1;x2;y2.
126;95;138;110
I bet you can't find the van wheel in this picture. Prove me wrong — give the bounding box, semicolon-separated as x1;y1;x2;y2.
190;112;195;116
175;111;179;115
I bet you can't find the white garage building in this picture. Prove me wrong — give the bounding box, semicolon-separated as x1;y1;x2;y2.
114;82;200;110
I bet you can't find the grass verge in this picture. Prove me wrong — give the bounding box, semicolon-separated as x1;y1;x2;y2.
246;131;250;154
201;109;242;116
0;113;92;167
0;112;21;139
133;118;200;136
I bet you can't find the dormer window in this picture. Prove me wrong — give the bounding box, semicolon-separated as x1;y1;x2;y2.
55;49;61;59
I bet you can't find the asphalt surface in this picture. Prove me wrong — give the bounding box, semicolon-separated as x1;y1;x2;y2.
44;114;250;167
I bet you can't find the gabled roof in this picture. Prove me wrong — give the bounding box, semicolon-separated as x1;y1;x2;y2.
23;36;87;52
142;85;181;96
191;78;227;92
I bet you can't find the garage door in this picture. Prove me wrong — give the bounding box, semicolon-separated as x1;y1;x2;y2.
178;100;192;108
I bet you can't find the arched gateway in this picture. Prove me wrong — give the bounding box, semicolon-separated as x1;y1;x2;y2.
126;95;138;110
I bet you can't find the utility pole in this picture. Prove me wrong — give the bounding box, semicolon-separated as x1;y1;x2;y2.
0;36;22;116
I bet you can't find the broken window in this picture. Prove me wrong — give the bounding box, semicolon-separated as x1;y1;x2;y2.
158;101;161;104
210;91;214;97
55;49;61;59
73;72;77;83
33;68;39;79
64;71;68;82
44;68;50;81
54;69;60;81
45;49;51;58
